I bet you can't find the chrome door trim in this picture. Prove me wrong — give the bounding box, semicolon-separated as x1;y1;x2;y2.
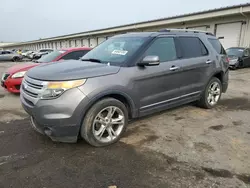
140;91;201;110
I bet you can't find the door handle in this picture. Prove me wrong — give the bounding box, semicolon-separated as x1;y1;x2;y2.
206;60;213;64
169;66;180;71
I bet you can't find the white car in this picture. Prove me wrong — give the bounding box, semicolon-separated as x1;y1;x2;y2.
22;50;34;57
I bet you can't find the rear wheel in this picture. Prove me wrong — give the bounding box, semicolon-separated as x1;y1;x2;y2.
197;77;222;109
81;98;128;147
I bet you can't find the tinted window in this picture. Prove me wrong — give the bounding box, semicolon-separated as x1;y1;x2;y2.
62;50;90;60
38;50;66;63
2;51;11;54
144;37;177;62
208;38;226;55
178;37;208;58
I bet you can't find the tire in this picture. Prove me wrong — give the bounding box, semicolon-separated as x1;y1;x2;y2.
12;57;19;62
197;77;222;109
81;98;128;147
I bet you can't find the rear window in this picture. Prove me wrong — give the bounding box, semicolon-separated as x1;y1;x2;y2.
178;37;208;58
208;38;226;55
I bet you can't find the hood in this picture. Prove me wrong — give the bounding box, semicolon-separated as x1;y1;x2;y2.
27;60;121;81
6;62;39;74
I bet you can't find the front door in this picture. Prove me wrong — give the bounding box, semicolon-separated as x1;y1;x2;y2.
132;36;184;115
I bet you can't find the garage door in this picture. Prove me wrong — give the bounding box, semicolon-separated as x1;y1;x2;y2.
187;26;207;31
57;42;61;49
90;38;98;48
76;39;81;47
82;39;89;47
216;22;242;49
98;37;106;45
62;41;69;48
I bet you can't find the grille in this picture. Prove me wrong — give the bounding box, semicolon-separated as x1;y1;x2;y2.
22;76;44;99
2;73;10;81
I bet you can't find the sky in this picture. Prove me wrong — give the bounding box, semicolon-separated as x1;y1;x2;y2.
0;0;249;42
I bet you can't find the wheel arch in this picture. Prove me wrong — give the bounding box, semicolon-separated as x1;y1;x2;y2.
82;91;137;121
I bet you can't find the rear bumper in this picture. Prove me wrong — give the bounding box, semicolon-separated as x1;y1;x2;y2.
20;88;90;143
1;77;22;93
222;70;229;93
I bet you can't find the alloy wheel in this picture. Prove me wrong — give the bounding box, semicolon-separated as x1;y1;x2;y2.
207;81;221;106
92;106;125;143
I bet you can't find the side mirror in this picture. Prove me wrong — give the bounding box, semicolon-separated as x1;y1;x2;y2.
137;55;160;66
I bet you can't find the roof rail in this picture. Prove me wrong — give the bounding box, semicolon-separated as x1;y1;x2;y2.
158;28;214;36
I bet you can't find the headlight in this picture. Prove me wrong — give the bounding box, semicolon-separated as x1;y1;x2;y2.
12;71;26;78
40;79;86;99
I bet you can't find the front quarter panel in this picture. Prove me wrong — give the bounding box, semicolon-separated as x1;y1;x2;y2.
78;67;139;116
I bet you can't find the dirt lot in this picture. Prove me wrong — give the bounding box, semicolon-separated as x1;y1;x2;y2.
0;61;250;188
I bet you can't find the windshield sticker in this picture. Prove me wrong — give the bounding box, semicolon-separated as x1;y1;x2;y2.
238;49;244;52
112;50;128;55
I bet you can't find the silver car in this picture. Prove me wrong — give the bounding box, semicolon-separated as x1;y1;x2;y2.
0;50;22;62
20;29;229;147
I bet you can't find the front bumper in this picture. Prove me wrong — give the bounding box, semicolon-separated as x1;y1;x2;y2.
1;77;22;93
21;87;90;143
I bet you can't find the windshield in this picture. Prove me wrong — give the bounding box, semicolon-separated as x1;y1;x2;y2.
37;50;66;63
81;37;147;65
226;48;244;57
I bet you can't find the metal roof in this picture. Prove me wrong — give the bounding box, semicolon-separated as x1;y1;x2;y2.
3;3;250;47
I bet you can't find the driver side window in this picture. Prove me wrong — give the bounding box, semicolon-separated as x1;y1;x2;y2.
144;37;177;62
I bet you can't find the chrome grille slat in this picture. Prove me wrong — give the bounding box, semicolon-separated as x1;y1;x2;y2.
22;80;42;93
25;80;43;89
21;76;46;105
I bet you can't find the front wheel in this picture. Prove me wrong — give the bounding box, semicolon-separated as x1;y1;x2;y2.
81;98;128;147
12;57;20;62
197;77;222;109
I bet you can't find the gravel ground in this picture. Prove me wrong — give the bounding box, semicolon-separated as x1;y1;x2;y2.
0;61;250;188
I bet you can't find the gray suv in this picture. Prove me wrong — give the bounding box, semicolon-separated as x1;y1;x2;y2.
20;29;229;147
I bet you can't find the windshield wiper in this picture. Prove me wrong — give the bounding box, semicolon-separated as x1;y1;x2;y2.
81;58;102;63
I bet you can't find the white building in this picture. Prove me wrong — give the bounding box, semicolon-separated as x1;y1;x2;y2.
2;3;250;50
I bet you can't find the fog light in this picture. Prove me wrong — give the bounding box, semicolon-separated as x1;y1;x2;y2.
44;128;53;136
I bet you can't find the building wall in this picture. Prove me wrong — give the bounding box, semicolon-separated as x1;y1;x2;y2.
3;13;250;50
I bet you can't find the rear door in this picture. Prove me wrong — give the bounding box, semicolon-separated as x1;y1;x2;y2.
175;36;213;96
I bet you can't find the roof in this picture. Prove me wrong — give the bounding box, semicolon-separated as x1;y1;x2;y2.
3;3;250;47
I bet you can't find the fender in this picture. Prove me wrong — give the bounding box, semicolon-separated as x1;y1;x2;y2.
80;89;138;120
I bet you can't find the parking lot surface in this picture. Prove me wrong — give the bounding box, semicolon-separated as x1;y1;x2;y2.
0;61;250;188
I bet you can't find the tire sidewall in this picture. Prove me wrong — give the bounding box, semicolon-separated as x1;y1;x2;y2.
203;77;222;109
81;98;128;147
